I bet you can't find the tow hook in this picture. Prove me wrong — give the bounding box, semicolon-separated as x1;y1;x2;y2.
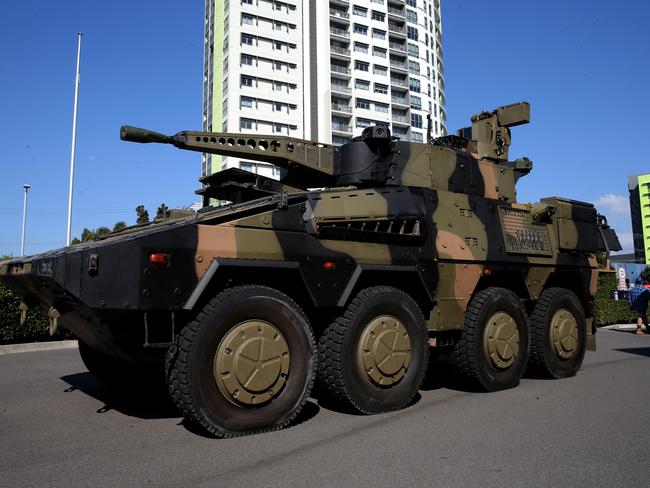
48;307;61;336
19;302;29;326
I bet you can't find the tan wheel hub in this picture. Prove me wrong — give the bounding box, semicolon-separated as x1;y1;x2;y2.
214;320;290;406
483;312;519;369
357;315;411;387
550;308;578;359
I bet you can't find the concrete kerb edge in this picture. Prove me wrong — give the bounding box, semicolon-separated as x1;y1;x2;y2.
0;340;79;355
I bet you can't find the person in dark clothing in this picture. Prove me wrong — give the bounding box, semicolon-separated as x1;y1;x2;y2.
629;277;650;335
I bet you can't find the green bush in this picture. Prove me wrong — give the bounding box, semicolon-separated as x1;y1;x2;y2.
0;283;72;344
593;273;640;326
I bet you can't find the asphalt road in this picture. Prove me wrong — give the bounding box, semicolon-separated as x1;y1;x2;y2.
1;328;649;488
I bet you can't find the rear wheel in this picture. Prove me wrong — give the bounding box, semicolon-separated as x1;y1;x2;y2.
527;287;586;379
318;286;429;414
166;285;315;437
450;287;529;391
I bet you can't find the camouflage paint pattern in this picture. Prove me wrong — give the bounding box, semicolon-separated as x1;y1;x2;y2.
0;102;621;360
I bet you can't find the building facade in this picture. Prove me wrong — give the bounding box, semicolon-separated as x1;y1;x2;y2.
202;0;445;177
628;173;650;264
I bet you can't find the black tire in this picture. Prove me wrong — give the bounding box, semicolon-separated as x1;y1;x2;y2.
450;287;529;392
527;287;586;379
318;286;429;414
166;285;315;438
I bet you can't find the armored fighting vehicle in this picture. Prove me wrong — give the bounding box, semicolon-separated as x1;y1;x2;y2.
0;102;620;437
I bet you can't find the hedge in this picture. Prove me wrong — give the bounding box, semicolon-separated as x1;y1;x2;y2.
0;283;72;345
593;273;640;326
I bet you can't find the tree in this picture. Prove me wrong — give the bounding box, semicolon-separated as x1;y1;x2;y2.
113;221;127;232
81;228;97;242
155;203;169;220
135;205;150;224
641;267;650;285
95;227;111;239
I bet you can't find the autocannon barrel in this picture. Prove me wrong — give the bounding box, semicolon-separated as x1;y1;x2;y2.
120;126;174;144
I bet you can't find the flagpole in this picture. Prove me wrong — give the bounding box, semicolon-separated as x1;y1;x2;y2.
66;32;83;246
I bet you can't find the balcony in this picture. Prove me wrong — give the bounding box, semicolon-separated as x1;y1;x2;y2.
387;6;404;17
391;114;410;125
331;83;352;94
331;64;351;76
391;96;409;107
330;9;350;21
390;77;408;88
388;24;406;36
389;42;406;53
330;45;351;57
331;102;352;113
332;122;352;133
330;26;350;38
390;60;407;71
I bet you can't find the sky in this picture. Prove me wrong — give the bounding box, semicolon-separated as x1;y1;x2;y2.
0;0;648;256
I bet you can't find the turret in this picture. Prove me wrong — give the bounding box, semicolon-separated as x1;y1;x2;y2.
120;102;533;203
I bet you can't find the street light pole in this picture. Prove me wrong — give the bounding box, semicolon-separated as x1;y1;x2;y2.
66;32;83;246
21;184;31;257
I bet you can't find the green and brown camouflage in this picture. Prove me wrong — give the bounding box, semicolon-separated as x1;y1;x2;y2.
0;102;621;434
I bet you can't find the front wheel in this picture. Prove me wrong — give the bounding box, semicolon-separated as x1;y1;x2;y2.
166;285;315;437
450;287;529;392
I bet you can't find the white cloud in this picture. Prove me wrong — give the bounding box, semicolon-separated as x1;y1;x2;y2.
88;155;96;161
594;193;629;216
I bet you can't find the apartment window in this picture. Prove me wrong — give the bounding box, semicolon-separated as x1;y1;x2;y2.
241;34;254;45
373;47;387;58
242;14;254;25
275;41;284;50
407;43;419;56
375;102;389;113
356;118;373;128
406;10;417;23
274;102;285;112
412;131;423;142
240;118;254;130
408;60;420;74
332;135;351;146
409;77;421;92
355;79;370;90
274;61;284;71
374;83;388;94
240;96;254;108
241;75;254;86
353;6;368;17
373;64;387;76
356;99;371;110
354;42;369;54
241;54;253;66
410;95;421;110
371;11;385;22
372;29;386;40
406;0;416;6
407;26;418;40
274;81;285;91
355;61;369;72
242;0;252;4
411;113;423;128
240;162;253;172
354;24;368;35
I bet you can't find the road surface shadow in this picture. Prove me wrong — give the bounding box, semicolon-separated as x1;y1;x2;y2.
60;372;179;419
61;371;321;438
614;347;650;358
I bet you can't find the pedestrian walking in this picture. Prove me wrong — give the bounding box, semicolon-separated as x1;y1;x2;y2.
628;277;650;335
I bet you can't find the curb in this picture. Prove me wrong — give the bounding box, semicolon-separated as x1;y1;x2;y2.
0;340;78;355
601;324;637;330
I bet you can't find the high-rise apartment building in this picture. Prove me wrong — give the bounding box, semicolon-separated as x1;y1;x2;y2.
202;0;445;177
628;173;650;264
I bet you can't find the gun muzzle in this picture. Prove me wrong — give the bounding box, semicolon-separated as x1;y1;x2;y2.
120;126;173;144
